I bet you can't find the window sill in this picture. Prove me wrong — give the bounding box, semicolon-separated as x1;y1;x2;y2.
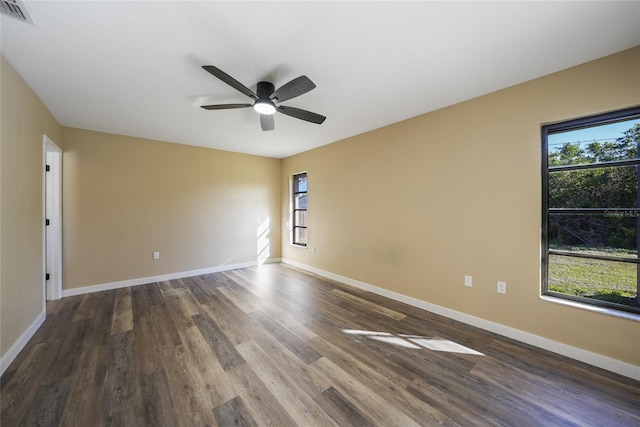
540;295;640;322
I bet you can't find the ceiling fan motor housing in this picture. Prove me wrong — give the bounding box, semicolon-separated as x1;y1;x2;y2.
257;81;275;100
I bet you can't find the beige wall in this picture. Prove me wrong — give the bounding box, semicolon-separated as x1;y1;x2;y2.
2;43;638;371
282;47;640;366
1;55;62;359
62;128;281;289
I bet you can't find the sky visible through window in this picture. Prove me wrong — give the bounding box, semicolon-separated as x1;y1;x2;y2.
548;119;640;153
297;176;307;192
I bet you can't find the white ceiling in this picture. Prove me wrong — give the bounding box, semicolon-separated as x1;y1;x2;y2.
2;1;639;159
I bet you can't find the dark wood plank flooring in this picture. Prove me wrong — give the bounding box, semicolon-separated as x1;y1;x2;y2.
2;264;639;426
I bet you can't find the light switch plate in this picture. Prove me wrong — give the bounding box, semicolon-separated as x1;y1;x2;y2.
497;281;506;294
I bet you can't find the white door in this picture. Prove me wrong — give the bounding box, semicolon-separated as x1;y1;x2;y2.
44;135;62;300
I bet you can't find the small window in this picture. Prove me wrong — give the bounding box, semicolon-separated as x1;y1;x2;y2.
542;106;640;314
292;172;308;246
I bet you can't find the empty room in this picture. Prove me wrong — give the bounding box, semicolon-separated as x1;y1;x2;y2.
1;1;639;426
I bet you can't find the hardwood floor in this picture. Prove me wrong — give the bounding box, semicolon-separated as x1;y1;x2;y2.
2;264;639;426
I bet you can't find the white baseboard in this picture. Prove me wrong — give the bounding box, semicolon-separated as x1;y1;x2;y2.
62;258;281;298
1;309;46;375
281;258;640;381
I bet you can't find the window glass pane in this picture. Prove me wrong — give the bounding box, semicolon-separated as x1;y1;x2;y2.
548;254;638;308
292;172;308;246
548;119;640;167
294;227;307;245
548;166;638;209
295;194;307;210
549;213;637;255
294;175;307;192
543;109;640;313
295;210;307;227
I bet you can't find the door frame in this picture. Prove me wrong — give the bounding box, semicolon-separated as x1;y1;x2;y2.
43;135;62;300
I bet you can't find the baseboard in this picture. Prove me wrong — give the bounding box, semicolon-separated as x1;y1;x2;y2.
62;258;281;297
281;258;640;381
0;309;46;375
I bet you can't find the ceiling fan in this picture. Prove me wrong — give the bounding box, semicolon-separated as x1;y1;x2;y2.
200;65;326;131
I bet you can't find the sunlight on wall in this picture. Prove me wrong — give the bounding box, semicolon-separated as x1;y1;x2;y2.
257;217;270;264
342;329;484;355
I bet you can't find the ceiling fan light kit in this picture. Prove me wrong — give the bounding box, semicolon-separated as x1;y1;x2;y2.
201;65;326;131
254;102;276;115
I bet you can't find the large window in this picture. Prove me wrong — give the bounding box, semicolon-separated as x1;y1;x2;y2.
292;172;308;246
542;106;640;314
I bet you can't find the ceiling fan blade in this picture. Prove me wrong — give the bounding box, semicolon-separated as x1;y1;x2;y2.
201;103;252;110
271;76;316;103
260;114;275;131
202;65;258;100
277;105;326;124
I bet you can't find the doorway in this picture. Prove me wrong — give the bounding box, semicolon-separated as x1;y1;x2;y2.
44;135;62;300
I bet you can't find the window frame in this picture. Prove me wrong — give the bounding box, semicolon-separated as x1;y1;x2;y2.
292;172;308;247
541;106;640;315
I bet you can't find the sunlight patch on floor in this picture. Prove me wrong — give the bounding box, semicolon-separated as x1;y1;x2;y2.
342;329;484;355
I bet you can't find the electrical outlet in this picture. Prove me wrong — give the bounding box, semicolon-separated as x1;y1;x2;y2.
153;251;160;260
464;275;472;287
497;281;506;294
